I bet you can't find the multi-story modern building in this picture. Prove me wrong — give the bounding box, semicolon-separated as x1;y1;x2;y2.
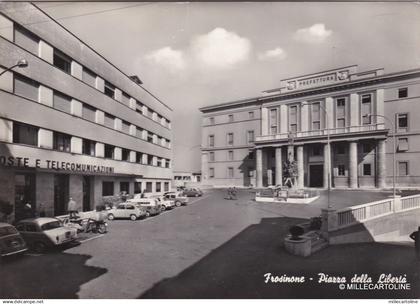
200;65;420;189
0;3;172;221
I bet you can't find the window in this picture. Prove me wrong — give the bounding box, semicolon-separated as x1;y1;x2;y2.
311;102;321;130
82;139;95;156
289;105;298;133
208;135;215;147
227;167;234;178
164;182;169;192
147;155;153;165
396;113;408;132
209;168;215;178
398;161;408;176
104;144;114;159
13;122;38;146
398;88;408;98
145;182;153;193
338;165;346;176
336;97;346;128
14;25;39;55
104;113;115;129
363;163;372;176
25;224;37;232
228;114;234;122
53;49;71;74
136;127;143;139
82;104;96;122
165;159;170;168
249;111;255;119
120;182;129;193
82;68;96;87
247;130;255;143
122;148;130;161
53;132;71;152
53;91;71;114
398;138;409;152
249;151;254;160
134;182;142;194
228;150;234;161
156;182;161;192
136;152;143;164
121;92;130;107
14;74;39;101
361;94;372;125
270;108;278;134
102;181;114;196
157;158;162;167
122;121;130;134
227;133;234;145
209;117;215;125
312;146;321;156
209;152;215;162
147;133;153;143
248;168;254;177
104;81;115;98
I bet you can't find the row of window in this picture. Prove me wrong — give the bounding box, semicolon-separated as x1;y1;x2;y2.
102;181;170;196
208;111;255;125
12;121;171;168
12;22;171;129
13;74;171;148
208;130;255;148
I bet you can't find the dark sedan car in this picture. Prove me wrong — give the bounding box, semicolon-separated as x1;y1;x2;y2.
0;223;27;258
182;188;203;197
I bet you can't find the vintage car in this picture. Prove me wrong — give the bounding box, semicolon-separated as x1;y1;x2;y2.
150;195;175;211
182;188;203;197
15;218;78;253
107;202;146;221
163;192;189;207
127;196;162;217
0;223;27;258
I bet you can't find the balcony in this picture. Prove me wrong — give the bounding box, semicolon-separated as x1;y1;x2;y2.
256;123;387;143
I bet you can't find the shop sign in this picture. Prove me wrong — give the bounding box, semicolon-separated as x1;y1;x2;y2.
0;155;114;174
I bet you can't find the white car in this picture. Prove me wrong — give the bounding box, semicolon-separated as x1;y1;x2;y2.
107;202;146;221
163;192;189;207
127;196;162;217
150;195;175;211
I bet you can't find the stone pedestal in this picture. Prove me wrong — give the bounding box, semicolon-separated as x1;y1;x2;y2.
321;207;337;240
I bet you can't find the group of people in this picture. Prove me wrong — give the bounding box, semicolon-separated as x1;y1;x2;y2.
226;187;237;200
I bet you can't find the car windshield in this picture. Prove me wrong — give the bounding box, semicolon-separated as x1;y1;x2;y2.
41;221;62;231
0;226;18;237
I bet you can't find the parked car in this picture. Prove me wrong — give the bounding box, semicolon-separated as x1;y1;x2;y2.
0;223;27;258
182;188;203;197
107;202;146;221
150;195;175;211
127;196;162;217
163;192;189;207
15;218;78;253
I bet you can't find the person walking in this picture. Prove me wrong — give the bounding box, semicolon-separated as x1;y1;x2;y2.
227;187;232;200
67;197;78;219
409;226;420;261
232;187;237;200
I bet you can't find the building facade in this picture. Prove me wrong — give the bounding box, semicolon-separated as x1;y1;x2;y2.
0;3;173;221
200;65;420;189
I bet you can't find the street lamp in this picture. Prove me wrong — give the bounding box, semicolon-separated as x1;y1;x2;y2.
364;114;396;198
302;102;332;209
0;59;28;77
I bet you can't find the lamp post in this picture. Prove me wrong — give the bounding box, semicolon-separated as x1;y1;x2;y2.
0;59;28;77
364;114;396;198
302;102;331;209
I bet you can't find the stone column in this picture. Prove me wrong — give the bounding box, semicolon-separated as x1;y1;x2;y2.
323;143;330;188
377;139;386;188
296;145;304;189
349;141;358;188
275;147;283;186
256;148;263;188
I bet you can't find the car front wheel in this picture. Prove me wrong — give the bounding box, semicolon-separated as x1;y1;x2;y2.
33;241;47;253
108;213;115;221
175;201;181;207
130;214;137;221
161;205;166;211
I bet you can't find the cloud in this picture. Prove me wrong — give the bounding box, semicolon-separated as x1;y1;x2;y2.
191;28;251;69
294;23;332;43
258;47;287;61
145;47;186;71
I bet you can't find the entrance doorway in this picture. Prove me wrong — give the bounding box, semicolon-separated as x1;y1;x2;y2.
309;165;324;187
14;173;36;221
82;176;91;212
54;174;69;216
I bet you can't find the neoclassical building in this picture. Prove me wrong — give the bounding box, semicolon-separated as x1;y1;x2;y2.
200;65;420;189
0;3;173;221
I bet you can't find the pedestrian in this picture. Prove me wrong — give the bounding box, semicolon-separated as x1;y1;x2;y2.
23;202;34;219
409;226;420;261
67;197;78;219
232;187;237;200
227;187;232;200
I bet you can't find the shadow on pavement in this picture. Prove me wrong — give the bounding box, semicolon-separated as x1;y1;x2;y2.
0;249;107;298
139;216;420;299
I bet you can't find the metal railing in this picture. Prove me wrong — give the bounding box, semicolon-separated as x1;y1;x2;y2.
256;124;385;142
401;195;420;210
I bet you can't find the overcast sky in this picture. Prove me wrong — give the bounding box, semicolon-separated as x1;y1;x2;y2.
36;2;420;173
